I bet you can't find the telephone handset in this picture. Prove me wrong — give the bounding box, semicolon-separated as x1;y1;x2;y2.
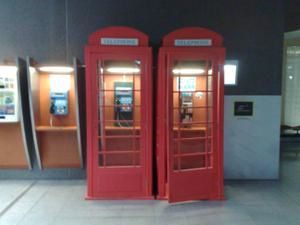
49;99;56;114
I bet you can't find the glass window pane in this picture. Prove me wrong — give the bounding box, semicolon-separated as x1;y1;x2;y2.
180;155;206;170
98;105;141;127
174;127;206;139
98;154;104;167
172;60;211;77
176;139;206;154
97;60;141;167
173;75;210;91
105;153;140;167
134;72;141;90
106;137;140;152
173;92;212;109
207;76;213;91
173;108;212;125
98;138;104;153
171;59;214;171
173;157;180;170
207;138;212;153
207;154;213;168
134;91;141;106
173;108;213;125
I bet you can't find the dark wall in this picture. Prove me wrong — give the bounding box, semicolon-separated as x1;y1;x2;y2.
285;0;300;32
0;0;284;95
0;0;66;63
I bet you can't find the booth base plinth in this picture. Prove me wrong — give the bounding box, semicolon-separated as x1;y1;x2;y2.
85;195;155;200
156;195;168;200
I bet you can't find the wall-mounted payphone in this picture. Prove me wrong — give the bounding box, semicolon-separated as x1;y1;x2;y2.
0;68;19;122
178;76;195;125
49;74;70;116
114;82;133;127
180;92;193;125
50;92;69;116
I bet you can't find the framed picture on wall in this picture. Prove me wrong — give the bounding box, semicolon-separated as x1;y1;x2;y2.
234;101;253;116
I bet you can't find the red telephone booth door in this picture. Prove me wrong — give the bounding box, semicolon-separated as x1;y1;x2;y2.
85;27;152;199
166;50;224;203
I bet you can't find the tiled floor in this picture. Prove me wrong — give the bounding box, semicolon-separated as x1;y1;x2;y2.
1;154;300;225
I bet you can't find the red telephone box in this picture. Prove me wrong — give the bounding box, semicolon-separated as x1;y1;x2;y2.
156;27;225;203
85;27;153;199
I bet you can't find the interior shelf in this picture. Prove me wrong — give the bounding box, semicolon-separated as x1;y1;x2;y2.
103;126;141;130
36;126;77;132
173;127;206;131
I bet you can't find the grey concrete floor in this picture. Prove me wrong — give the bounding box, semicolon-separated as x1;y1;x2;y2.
0;154;300;225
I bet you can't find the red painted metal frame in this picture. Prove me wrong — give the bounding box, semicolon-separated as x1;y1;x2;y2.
156;27;225;202
85;27;153;199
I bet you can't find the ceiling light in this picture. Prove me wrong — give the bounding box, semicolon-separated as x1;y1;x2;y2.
172;68;205;75
0;65;18;74
38;66;73;74
106;67;140;74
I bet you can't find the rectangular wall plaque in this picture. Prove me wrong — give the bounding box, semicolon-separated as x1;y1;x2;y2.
174;39;212;46
234;101;253;116
100;38;139;46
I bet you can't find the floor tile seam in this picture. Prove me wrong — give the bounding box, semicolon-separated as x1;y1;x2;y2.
277;184;300;207
53;190;74;215
55;201;125;218
15;181;58;225
282;192;300;207
0;181;37;218
35;187;76;222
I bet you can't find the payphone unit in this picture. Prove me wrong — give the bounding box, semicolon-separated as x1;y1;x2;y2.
114;82;133;127
49;74;70;116
50;92;69;116
178;76;195;125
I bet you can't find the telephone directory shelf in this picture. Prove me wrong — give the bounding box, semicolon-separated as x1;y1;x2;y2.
35;126;77;132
